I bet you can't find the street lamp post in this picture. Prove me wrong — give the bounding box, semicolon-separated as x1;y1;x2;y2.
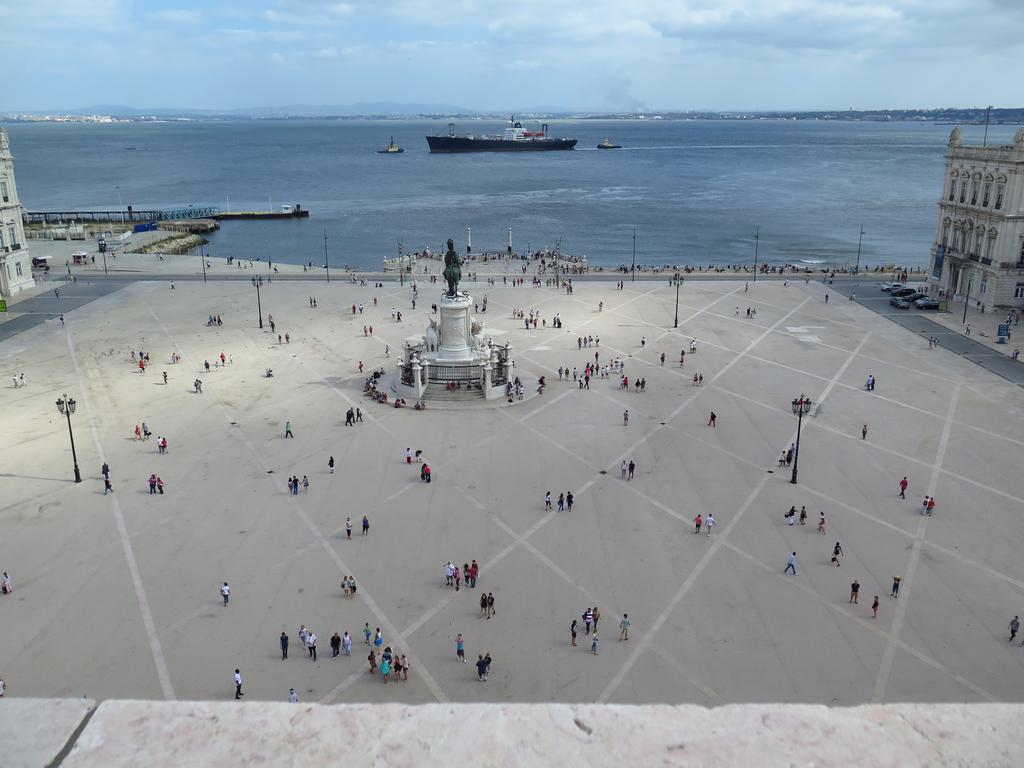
673;271;681;328
753;226;759;282
962;276;972;325
252;276;264;328
55;394;82;483
854;225;865;274
631;227;637;282
323;229;330;283
200;245;207;283
790;395;811;485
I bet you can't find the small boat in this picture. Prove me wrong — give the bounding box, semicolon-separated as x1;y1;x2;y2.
596;138;621;149
377;137;404;154
123;145;137;151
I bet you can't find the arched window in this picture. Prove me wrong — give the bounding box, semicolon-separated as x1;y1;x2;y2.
970;181;979;205
985;229;997;260
942;222;951;248
976;227;986;255
995;185;1005;210
983;182;991;207
959;181;967;203
948;175;957;201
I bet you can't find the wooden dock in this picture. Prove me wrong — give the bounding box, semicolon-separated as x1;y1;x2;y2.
24;204;310;225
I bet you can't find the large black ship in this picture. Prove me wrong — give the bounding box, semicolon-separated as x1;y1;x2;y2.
426;118;577;153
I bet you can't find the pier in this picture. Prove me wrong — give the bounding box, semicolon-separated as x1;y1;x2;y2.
23;203;309;225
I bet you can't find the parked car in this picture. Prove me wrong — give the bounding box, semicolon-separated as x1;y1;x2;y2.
915;297;940;310
904;292;928;303
880;282;902;291
890;296;911;309
890;287;916;298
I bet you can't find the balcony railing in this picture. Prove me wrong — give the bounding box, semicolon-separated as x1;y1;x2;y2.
10;242;20;251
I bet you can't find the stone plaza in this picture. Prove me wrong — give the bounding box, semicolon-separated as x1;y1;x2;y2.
1;273;1023;707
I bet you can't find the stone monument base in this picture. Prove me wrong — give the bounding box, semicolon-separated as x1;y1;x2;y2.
396;291;512;402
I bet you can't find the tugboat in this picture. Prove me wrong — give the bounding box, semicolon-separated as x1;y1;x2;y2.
426;117;577;153
377;137;404;154
596;138;621;149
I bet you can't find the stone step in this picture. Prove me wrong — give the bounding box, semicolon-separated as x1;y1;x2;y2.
423;384;486;401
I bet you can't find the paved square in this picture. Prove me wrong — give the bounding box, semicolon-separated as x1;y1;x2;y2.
1;275;1023;705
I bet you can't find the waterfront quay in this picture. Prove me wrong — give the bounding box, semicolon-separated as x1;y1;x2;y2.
0;274;1022;706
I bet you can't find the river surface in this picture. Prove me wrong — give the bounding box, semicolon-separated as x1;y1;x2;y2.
4;119;1014;270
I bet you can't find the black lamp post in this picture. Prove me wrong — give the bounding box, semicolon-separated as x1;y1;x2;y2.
673;271;681;328
854;225;864;275
323;229;331;283
752;226;759;282
55;394;82;483
252;276;264;328
790;395;812;484
631;226;637;282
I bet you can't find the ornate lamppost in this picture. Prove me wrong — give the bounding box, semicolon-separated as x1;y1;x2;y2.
252;276;264;329
55;394;82;483
790;395;812;485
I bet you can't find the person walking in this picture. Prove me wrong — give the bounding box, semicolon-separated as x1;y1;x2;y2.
705;513;715;537
694;513;702;534
104;476;114;495
234;669;244;699
621;461;628;479
623;409;629;426
486;592;495;619
329;456;335;474
331;632;341;658
288;688;298;703
280;631;289;659
363;623;372;645
831;542;843;567
708;411;717;427
374;628;383;651
784;552;798;575
476;654;488;681
566;492;574;511
557;493;564;512
570;619;578;646
591;632;599;655
307;631;317;661
872;596;880;619
480;592;488;618
628;460;635;480
891;576;902;598
285;421;294;438
343;632;352;656
346;517;353;539
1009;616;1020;643
362;515;369;536
1;571;12;595
545;491;552;510
849;579;860;604
221;581;230;606
456;633;467;662
862;424;868;440
899;476;908;499
619;613;631;641
583;608;593;635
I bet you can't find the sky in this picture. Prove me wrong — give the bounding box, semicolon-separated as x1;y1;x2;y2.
1;0;1022;112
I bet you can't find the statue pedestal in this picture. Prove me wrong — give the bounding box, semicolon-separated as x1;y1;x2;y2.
396;289;515;403
437;293;474;361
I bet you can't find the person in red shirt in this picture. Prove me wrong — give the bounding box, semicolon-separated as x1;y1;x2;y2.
469;560;479;588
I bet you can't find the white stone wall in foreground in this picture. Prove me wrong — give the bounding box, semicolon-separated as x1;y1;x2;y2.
2;699;1022;767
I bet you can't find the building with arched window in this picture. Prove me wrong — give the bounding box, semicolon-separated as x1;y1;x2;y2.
0;128;36;297
928;126;1024;312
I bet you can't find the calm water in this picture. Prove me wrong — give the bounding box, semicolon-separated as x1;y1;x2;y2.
4;119;1015;270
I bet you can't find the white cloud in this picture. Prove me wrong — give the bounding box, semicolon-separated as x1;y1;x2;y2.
151;9;202;23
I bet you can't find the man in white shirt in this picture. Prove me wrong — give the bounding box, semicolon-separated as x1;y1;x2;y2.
307;631;317;661
221;582;230;606
705;514;715;537
234;669;243;699
288;688;298;703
